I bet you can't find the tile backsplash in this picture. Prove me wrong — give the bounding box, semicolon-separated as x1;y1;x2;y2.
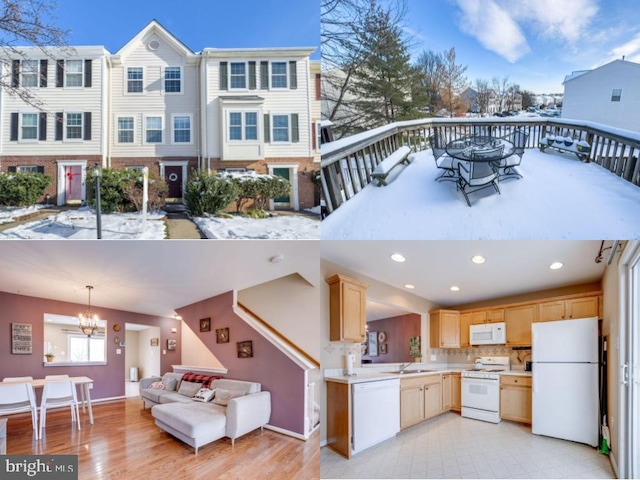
428;346;532;366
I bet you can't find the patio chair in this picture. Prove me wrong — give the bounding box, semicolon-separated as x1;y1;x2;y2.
497;129;529;181
473;125;493;138
429;136;457;182
457;152;502;207
0;382;39;439
39;379;81;438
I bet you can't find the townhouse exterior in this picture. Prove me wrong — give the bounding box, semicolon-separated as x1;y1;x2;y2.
562;59;640;132
0;20;319;210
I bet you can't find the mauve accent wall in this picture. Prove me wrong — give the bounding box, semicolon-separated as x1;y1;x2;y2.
0;291;180;399
363;314;421;364
176;291;306;436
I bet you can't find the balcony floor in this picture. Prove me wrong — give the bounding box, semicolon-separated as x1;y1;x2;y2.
321;149;640;239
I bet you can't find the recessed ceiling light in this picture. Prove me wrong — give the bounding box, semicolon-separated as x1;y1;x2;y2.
404;284;415;289
549;262;563;270
390;253;406;263
450;286;460;292
471;255;486;264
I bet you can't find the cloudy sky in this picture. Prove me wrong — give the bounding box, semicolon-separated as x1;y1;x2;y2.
404;0;639;93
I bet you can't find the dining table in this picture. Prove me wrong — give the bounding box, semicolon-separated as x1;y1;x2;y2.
26;376;95;424
445;135;515;163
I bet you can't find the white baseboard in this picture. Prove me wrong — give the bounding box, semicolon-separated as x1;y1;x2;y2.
609;452;619;478
264;424;307;441
320;439;328;447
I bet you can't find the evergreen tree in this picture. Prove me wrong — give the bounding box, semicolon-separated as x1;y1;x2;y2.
352;0;416;126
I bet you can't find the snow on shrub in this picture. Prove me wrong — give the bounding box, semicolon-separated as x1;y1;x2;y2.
0;171;51;206
223;171;291;213
185;171;239;216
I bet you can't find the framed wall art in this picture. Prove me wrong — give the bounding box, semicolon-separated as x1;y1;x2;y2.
150;338;159;347
167;339;177;351
216;327;229;344
199;317;211;332
237;340;253;358
380;344;388;354
367;331;378;357
11;323;32;354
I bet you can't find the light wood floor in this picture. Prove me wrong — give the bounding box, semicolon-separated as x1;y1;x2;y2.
5;398;320;480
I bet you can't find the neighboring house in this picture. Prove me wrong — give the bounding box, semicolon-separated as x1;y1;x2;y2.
0;20;318;210
562;59;640;132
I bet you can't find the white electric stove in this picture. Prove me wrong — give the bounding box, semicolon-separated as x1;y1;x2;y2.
461;356;510;423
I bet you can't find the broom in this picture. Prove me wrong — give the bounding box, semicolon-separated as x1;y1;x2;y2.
599;415;610;454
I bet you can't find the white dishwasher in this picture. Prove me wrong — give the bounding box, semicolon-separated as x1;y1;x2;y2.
352;378;400;454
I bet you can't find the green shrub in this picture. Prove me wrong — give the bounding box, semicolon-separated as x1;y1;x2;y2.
86;169;137;214
122;169;168;213
225;172;291;213
254;175;291;211
185;172;238;216
245;207;268;219
0;172;51;206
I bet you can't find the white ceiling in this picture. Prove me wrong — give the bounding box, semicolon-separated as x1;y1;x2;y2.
0;241;319;318
321;241;607;307
366;299;411;322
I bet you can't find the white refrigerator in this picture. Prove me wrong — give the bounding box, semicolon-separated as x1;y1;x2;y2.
532;317;599;447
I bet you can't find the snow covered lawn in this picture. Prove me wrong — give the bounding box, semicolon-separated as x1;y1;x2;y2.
0;207;167;239
321;149;640;239
0;205;47;225
194;213;320;239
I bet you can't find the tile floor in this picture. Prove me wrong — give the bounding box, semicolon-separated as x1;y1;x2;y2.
321;412;615;479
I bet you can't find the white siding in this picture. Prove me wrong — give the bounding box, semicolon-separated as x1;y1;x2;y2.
562;60;640;132
205;54;313;160
110;32;199;158
1;47;105;156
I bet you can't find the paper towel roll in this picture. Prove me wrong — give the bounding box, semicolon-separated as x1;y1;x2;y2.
345;354;355;376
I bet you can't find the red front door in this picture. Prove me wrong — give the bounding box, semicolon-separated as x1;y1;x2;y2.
165;166;183;198
65;166;83;203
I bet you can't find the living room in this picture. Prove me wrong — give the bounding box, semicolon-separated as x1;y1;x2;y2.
0;241;320;478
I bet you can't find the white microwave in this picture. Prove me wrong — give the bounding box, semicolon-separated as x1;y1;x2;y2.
470;322;506;345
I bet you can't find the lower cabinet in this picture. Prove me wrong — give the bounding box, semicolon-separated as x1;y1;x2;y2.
450;373;461;411
500;375;532;424
401;373;459;430
400;383;424;429
424;379;442;419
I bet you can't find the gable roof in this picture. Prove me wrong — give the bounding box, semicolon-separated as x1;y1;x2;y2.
113;19;195;59
563;59;640;84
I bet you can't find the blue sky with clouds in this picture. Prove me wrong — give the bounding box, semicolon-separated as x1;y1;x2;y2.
403;0;640;93
52;0;319;58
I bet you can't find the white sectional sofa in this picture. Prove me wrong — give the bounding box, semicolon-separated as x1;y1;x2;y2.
140;373;271;454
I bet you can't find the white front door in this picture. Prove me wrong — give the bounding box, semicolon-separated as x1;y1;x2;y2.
56;161;87;206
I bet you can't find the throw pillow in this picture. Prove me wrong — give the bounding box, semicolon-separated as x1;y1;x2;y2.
161;376;178;391
193;388;215;403
149;382;164;389
178;380;202;398
212;388;244;406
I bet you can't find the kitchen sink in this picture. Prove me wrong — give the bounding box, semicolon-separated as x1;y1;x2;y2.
393;369;437;375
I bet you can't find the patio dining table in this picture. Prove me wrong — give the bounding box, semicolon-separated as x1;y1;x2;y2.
445;136;515;164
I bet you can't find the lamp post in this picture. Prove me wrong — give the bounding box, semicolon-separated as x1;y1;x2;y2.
142;166;149;233
93;163;102;239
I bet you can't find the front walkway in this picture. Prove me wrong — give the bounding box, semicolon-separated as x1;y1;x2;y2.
321;149;640;239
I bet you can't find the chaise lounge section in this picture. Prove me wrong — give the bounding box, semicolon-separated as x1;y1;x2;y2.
140;373;271;454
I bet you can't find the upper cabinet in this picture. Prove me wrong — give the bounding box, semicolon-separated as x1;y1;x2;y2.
537;296;599;322
430;310;460;348
470;308;504;324
460;313;471;347
504;304;536;346
326;274;368;342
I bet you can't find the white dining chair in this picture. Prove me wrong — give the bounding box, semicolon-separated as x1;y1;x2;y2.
0;382;39;439
44;375;70;380
39;380;81;438
2;376;34;382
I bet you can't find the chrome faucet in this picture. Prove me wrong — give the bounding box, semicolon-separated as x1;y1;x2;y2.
398;361;414;373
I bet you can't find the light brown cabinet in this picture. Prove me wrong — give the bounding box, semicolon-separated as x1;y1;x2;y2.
442;373;461;412
471;308;504;324
430;310;460;348
538;296;599;322
460;313;471;347
400;383;425;429
326;274;368;342
326;381;352;457
505;304;536;346
451;373;461;411
400;374;444;430
442;374;452;411
500;375;532;424
424;378;442;419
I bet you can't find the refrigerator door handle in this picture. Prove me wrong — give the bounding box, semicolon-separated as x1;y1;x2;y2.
621;363;629;386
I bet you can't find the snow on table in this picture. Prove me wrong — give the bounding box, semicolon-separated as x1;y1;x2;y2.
194;214;320;240
321;149;640;240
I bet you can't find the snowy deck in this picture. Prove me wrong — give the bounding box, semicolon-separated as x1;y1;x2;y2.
321;148;640;239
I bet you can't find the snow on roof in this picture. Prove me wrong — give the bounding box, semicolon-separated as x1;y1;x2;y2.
321;149;640;240
563;70;590;83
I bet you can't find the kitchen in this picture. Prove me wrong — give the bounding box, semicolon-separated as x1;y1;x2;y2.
320;241;625;479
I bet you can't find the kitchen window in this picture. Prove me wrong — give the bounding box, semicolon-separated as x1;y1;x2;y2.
145;116;163;143
21;113;38;140
21;60;40;88
173;115;191;143
66;113;83;140
68;335;105;363
271;62;288;89
611;88;622;102
272;114;290;142
165;67;181;93
229;62;247;89
117;116;134;143
65;60;84;87
229;111;258;141
127;67;144;93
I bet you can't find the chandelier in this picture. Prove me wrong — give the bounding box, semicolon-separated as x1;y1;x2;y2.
78;285;99;337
